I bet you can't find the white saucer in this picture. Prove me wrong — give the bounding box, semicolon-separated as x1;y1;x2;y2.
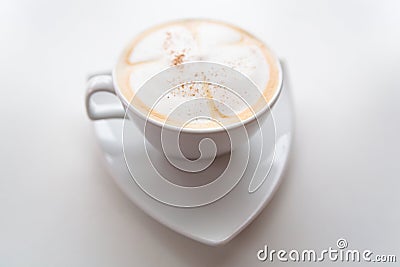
92;63;293;246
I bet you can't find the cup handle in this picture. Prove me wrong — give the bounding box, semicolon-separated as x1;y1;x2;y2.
85;73;126;120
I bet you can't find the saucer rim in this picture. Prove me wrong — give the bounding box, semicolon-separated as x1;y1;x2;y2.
92;60;292;246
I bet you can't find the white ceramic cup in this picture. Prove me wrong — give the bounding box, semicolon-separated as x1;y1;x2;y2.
85;61;283;161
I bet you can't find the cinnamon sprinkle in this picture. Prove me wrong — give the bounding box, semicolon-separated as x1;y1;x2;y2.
172;53;185;65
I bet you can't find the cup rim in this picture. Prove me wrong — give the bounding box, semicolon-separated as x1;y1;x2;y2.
112;58;283;134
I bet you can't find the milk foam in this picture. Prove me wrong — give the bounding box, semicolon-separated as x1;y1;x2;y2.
116;19;280;128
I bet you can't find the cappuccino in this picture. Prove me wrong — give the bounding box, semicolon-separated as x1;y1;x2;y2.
115;19;281;128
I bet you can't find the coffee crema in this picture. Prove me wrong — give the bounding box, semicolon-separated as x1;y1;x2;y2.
115;19;281;128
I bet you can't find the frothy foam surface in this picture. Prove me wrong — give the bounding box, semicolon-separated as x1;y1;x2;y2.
115;19;280;128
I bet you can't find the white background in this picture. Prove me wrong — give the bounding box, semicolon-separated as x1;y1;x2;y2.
1;0;399;266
